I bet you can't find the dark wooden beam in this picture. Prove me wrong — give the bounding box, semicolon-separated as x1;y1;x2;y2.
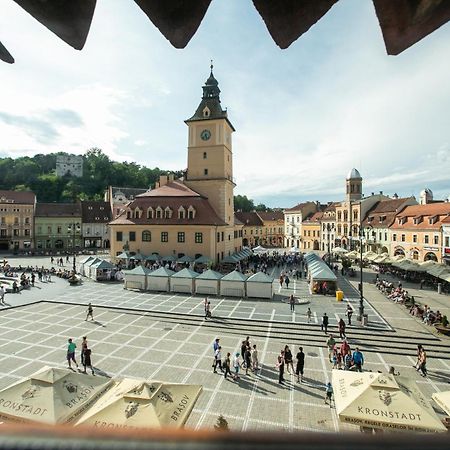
252;0;339;49
0;41;14;64
13;0;97;50
373;0;450;55
134;0;212;48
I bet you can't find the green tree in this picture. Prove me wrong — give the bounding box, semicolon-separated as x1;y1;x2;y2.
234;195;255;212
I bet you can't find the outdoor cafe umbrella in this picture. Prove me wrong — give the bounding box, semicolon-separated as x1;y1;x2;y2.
146;253;161;262
194;255;211;264
332;370;446;433
76;378;202;429
177;255;194;263
332;247;347;254
0;366;113;425
432;391;450;416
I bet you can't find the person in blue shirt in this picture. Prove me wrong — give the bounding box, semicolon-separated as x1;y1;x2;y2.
352;347;364;372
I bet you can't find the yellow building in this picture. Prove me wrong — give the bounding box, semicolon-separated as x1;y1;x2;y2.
389;203;450;262
302;212;323;251
234;212;264;247
257;210;284;247
109;67;243;263
0;190;35;252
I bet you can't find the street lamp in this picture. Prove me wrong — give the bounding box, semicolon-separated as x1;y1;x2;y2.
357;223;373;322
67;222;81;273
326;223;333;265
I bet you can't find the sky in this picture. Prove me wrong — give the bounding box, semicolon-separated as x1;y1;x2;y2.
0;0;449;207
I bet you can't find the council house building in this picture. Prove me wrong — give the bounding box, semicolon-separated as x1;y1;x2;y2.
109;67;243;262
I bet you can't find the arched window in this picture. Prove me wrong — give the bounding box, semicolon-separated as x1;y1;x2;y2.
147;207;154;219
178;206;185;219
126;209;131;219
164;207;172;219
134;208;141;219
187;205;196;219
155;207;162;219
142;230;151;242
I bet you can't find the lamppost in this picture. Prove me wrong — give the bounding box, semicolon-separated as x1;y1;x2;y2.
326;223;333;265
357;223;374;322
67;222;81;273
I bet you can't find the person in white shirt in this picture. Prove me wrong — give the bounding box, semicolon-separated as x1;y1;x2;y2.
233;353;241;380
0;285;5;305
213;346;223;373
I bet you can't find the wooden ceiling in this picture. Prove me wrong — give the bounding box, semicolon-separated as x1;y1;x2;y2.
1;0;449;63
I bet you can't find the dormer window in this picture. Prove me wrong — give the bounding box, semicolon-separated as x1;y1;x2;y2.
202;106;210;118
187;205;196;219
155;207;163;219
164;207;172;219
147;207;154;219
367;216;373;223
429;215;437;225
126;209;131;219
413;216;422;225
134;208;142;219
178;206;186;219
397;217;407;225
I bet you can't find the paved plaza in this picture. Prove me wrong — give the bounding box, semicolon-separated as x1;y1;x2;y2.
0;256;449;431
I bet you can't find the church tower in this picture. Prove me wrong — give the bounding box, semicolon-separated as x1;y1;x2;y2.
184;64;235;226
346;168;362;202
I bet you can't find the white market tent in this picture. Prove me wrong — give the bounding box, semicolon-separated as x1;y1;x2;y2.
89;260;115;281
195;269;223;295
305;252;337;293
84;257;102;278
332;370;446;433
170;268;199;294
78;256;95;276
432;390;450;416
220;270;247;297
146;267;175;292
246;271;274;299
252;245;267;254
124;265;151;290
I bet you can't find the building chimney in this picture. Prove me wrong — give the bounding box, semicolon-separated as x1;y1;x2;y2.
168;173;174;183
159;174;168;186
379;191;383;195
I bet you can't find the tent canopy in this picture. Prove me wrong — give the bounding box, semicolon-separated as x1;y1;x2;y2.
91;260;114;270
161;255;177;262
194;255;211;264
305;252;337;282
221;254;240;264
171;268;199;279
116;251;131;259
148;267;175;277
177;255;194;263
146;253;161;262
332;370;446;433
196;269;223;280
432;391;450;416
221;270;248;281
125;265;151;275
130;253;145;261
247;271;274;283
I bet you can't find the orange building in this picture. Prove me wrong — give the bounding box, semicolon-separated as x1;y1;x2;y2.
302;211;323;251
256;210;284;247
389;203;450;262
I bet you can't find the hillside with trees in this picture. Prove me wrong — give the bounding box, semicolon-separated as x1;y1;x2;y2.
0;149;268;210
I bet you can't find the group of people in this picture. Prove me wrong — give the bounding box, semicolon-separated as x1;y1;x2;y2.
376;278;412;304
326;335;364;372
66;336;94;375
276;345;305;384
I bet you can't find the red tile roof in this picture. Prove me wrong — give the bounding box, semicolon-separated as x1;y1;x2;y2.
390;203;450;230
284;201;316;213
136;181;201;198
256;210;284;221
303;211;323;223
235;212;264;226
0;190;35;204
35;202;82;217
362;197;414;228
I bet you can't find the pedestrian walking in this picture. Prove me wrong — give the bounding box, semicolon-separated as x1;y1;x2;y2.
81;336;88;366
276;350;285;384
213;346;223;373
284;345;294;374
324;382;333;407
85;303;94;321
296;346;305;383
66;338;79;370
204;297;208;314
244;346;252;375
326;334;336;362
233;353;241;380
223;352;234;380
289;294;295;312
306;307;312;323
338;318;346;339
279;275;284;288
205;301;211;319
346;305;353;325
285;275;290;289
82;348;95;375
321;313;329;333
418;347;427;377
212;338;220;368
352;347;364;372
31;273;35;287
0;285;5;305
344;349;353;370
251;344;259;372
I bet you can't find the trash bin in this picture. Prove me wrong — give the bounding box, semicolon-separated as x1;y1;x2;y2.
336;290;344;302
362;314;369;326
437;283;442;294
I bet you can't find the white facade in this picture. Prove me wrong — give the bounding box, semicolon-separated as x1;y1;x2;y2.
82;223;109;248
284;212;303;248
443;223;450;265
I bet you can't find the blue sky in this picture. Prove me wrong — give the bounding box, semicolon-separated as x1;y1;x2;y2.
0;0;449;207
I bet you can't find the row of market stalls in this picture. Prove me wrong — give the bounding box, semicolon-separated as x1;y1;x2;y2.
0;366;201;428
115;248;253;268
304;252;338;294
78;256;123;282
124;268;274;299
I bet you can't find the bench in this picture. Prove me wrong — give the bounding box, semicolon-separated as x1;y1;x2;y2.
435;324;450;336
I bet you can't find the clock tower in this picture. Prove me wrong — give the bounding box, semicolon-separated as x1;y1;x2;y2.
184;65;235;226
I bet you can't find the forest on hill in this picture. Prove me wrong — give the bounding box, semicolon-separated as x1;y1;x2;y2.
0;149;175;202
0;149;269;210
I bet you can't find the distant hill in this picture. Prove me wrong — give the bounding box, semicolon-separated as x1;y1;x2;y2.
0;148;180;202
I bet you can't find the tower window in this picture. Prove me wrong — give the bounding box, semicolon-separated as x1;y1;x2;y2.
204;168;208;175
203;152;207;159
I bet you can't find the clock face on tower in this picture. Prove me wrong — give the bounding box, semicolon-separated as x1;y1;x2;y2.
200;129;211;141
